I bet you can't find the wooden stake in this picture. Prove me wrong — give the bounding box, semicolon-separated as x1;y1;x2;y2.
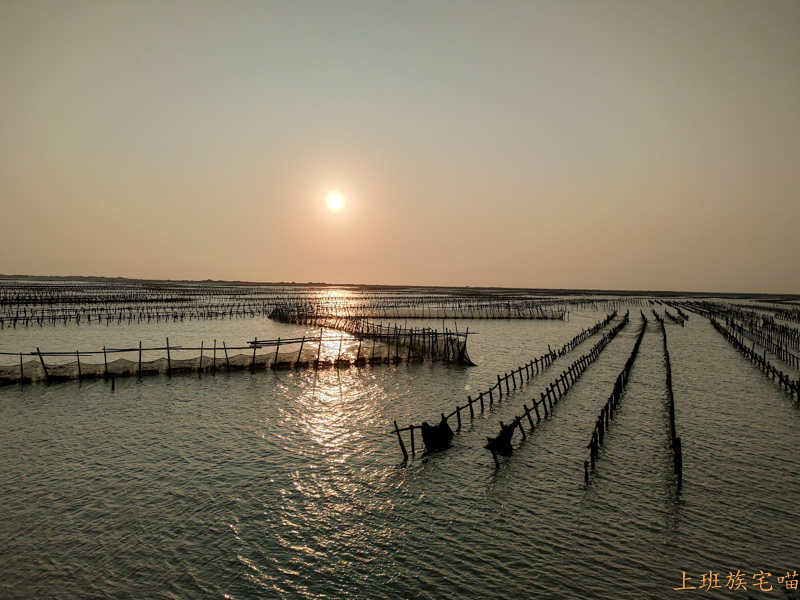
524;404;535;429
37;348;49;381
394;420;408;461
489;444;499;468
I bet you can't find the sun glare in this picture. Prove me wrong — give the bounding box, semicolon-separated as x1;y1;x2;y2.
326;192;344;211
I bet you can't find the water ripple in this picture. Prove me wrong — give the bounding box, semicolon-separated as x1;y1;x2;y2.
1;312;799;599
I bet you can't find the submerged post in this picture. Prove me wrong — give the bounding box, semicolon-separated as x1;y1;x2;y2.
393;420;408;461
489;443;500;469
524;404;535;429
37;348;49;382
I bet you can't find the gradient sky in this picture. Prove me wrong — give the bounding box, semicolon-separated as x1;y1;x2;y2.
1;1;798;293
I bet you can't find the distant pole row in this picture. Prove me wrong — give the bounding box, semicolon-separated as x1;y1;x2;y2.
269;305;475;365
663;309;685;327
724;318;800;371
710;318;799;399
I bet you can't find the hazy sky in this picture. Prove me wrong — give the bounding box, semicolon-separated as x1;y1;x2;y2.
1;1;798;293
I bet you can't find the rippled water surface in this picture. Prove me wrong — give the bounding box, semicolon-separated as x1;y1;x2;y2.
2;309;799;599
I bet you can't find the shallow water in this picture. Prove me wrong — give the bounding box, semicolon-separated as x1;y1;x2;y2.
1;307;799;599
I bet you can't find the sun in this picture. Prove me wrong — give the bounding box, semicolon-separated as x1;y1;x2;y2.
326;192;344;211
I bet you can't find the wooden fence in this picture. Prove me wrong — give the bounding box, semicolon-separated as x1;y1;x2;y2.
710;318;799;399
583;312;649;483
269;306;475;365
391;311;619;460
481;312;631;467
0;327;462;386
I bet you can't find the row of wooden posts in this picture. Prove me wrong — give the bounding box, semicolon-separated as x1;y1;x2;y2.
655;313;684;488
774;307;800;324
2;329;454;386
667;304;690;322
584;312;649;484
1;281;663;331
6;337;252;384
393;349;557;461
0;288;568;327
703;302;800;355
269;306;475;365
680;299;796;347
676;300;798;395
557;311;618;357
325;302;568;321
391;311;619;460
724;318;800;370
710;318;799;399
672;300;743;323
751;317;800;352
663;309;685;327
0;305;274;328
482;312;631;468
